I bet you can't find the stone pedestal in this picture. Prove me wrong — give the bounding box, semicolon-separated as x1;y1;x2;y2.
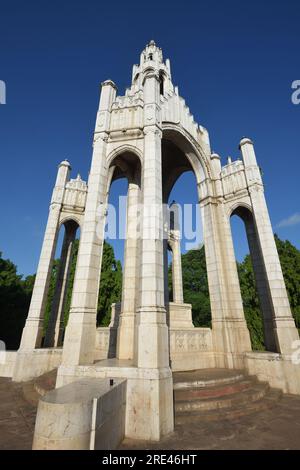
169;302;193;329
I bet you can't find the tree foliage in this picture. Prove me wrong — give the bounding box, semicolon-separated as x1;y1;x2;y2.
97;241;122;326
237;255;265;350
45;239;122;329
274;234;300;330
169;246;211;327
0;252;32;349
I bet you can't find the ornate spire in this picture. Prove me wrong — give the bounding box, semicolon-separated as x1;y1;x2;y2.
130;41;173;95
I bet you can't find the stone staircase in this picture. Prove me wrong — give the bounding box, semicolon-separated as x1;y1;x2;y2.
27;367;282;426
173;368;282;424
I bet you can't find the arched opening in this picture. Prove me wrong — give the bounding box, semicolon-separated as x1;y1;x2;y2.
97;177;127;327
97;151;142;336
161;132;211;327
230;206;276;351
159;71;164;96
43;219;80;347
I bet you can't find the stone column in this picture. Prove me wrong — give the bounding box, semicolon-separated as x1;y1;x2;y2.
116;180;141;360
18;161;71;351
127;71;173;441
44;221;77;348
200;153;252;368
170;231;183;304
136;91;168;369
243;212;277;351
59;81;116;370
240;138;299;354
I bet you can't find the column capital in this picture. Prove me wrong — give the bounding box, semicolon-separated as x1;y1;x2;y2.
143;125;162;137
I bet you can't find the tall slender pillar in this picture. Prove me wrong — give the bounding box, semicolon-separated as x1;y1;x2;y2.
59;81;116;369
201;152;252;368
240;138;299;354
128;70;173;441
136;74;169;369
117;180;141;360
44;221;77;348
18;161;71;351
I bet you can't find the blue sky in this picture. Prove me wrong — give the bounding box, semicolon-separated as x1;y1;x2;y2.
0;0;299;276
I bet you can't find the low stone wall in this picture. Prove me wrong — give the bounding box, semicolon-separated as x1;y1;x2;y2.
33;377;127;450
245;351;300;395
170;328;215;370
95;327;117;361
12;348;63;382
95;326;215;371
0;351;17;377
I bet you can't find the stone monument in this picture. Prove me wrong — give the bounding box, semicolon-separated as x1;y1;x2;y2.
1;41;298;448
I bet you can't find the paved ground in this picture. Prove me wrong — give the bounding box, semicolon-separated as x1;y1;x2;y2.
1;377;300;450
0;378;37;450
120;394;300;450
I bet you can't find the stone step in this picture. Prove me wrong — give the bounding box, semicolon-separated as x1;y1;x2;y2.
175;382;269;412
174;378;256;401
175;389;282;424
34;368;57;397
173;368;245;390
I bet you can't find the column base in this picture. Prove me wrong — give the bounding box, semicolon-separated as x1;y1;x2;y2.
116;313;135;360
212;318;252;368
168;302;193;329
19;318;44;350
263;317;299;354
136;306;170;369
125;367;174;441
273;318;300;354
61;309;96;366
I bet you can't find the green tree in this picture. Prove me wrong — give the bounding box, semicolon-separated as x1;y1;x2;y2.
22;274;36;296
97;241;122;326
237;255;265;350
43;259;60;333
0;252;31;349
44;240;122;329
274;234;300;330
62;239;79;328
237;234;300;350
169;246;211;327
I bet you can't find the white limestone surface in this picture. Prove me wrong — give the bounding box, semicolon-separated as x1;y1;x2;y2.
33;377;126;450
